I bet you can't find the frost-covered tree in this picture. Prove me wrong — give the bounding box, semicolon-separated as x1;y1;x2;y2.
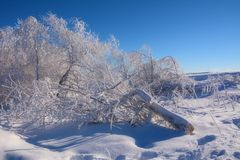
0;14;194;134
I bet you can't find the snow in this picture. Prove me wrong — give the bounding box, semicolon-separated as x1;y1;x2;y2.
0;127;75;160
1;75;240;160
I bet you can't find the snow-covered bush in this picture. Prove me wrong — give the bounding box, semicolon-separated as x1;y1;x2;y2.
0;14;195;131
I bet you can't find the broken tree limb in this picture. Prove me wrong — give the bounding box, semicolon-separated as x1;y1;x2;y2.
148;102;194;134
119;89;194;134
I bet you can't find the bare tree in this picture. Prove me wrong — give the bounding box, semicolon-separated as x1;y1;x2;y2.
0;14;195;134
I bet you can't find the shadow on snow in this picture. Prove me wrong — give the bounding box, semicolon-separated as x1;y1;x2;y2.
25;123;184;150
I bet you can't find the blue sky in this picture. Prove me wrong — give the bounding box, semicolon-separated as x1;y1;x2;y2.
0;0;240;73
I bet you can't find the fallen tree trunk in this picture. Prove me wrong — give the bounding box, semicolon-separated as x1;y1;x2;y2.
148;102;194;135
119;89;194;134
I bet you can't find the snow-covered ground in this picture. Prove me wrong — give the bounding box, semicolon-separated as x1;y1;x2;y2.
1;77;240;160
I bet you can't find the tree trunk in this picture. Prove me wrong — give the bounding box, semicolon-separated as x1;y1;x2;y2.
148;102;194;134
34;40;40;80
35;53;39;80
119;89;194;134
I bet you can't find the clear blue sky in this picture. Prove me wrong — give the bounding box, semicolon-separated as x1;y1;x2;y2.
0;0;240;73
